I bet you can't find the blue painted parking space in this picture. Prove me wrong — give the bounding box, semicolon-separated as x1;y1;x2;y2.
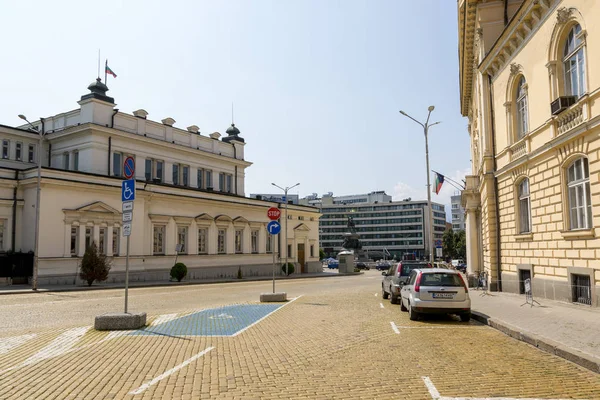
131;303;285;337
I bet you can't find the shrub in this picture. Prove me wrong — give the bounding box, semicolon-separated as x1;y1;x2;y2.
354;267;361;273
170;262;188;282
79;242;111;286
237;266;242;279
281;262;295;276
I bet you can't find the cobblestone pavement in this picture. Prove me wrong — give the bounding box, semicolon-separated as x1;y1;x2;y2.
1;271;599;399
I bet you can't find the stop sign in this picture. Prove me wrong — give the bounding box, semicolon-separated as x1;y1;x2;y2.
267;207;281;220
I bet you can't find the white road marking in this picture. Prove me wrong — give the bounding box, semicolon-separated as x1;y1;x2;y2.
151;313;178;326
380;303;384;309
0;334;36;355
23;326;89;366
231;295;302;337
130;347;214;395
390;321;400;334
421;376;575;400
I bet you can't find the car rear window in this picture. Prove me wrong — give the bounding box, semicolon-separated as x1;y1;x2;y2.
400;263;424;276
420;273;463;287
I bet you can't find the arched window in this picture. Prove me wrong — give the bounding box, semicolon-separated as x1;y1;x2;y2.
516;77;528;139
563;24;586;98
518;178;531;233
567;158;591;230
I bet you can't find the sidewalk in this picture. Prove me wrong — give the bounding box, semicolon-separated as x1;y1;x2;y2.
470;289;600;373
0;269;346;295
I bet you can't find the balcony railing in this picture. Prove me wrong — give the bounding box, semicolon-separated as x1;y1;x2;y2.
509;139;528;162
556;103;584;135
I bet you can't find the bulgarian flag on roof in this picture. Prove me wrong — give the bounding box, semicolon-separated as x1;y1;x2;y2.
105;60;117;78
434;172;445;195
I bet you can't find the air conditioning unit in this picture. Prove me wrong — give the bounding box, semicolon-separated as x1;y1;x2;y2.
551;96;576;115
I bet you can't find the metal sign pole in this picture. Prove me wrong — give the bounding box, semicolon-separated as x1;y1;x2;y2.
272;235;276;293
125;235;130;313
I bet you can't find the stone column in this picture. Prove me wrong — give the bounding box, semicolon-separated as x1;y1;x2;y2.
78;225;86;256
189;221;198;255
63;224;71;257
106;226;114;257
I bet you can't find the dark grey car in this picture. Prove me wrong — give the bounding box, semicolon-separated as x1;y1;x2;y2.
382;261;430;304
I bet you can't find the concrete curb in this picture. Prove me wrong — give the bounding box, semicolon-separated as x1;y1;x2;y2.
471;311;600;374
0;271;359;296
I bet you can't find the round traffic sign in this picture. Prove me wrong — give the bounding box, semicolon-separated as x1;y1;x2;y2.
123;156;136;179
267;207;281;221
267;220;281;235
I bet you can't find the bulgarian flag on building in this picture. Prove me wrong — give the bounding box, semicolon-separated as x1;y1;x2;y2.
105;60;117;78
434;172;445;194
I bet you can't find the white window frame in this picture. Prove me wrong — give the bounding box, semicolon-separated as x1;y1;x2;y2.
73;151;79;171
85;226;92;250
251;230;258;253
567;158;592;230
516;77;528;140
99;227;107;254
205;170;213;189
153;225;166;255
563;24;586;99
217;229;226;254
1;140;9;159
15;142;22;161
518;178;531;234
112;227;120;255
177;226;188;254
28;144;35;163
235;229;243;253
266;233;273;253
113;152;123;177
198;228;208;254
70;226;78;256
197;168;204;189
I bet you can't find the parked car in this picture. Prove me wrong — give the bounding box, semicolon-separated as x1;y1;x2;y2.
381;261;429;304
326;259;339;269
376;261;391;271
356;262;369;270
400;268;471;322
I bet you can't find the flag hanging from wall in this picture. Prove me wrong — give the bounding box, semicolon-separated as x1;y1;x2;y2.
434;172;445;194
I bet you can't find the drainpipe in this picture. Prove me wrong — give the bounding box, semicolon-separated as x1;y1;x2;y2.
488;74;503;292
110;109;119;128
11;170;17;252
107;137;112;175
503;0;509;26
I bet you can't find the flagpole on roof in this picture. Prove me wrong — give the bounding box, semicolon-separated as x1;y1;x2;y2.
104;59;108;85
97;49;101;80
431;170;465;190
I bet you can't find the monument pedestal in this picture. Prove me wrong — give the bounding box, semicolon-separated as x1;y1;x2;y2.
338;253;355;273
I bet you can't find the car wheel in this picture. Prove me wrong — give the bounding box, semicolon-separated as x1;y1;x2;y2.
382;286;389;299
459;312;471;322
390;292;398;304
408;304;419;321
400;299;408;312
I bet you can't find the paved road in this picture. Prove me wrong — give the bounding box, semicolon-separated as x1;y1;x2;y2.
0;270;599;399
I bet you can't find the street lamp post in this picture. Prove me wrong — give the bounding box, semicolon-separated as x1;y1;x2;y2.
271;182;300;276
18;114;45;291
399;106;440;264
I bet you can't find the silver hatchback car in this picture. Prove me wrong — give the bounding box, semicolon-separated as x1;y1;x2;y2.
400;268;471;322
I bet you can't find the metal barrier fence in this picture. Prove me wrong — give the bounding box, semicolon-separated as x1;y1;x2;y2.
470;272;596;306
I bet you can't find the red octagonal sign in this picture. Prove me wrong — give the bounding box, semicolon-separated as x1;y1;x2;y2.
267;207;281;221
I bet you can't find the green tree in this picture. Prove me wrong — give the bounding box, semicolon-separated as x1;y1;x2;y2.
79;242;111;286
455;230;467;261
319;248;326;260
442;228;456;260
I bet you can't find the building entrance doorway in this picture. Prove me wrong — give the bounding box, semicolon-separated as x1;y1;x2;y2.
298;244;305;273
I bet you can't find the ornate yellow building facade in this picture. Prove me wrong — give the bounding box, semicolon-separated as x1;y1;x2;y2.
458;0;600;305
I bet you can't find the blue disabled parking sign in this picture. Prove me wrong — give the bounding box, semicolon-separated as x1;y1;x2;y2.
122;179;136;202
267;220;281;235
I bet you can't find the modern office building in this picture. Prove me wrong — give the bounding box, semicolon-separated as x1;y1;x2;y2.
458;0;600;305
0;79;321;285
451;194;466;231
300;192;446;260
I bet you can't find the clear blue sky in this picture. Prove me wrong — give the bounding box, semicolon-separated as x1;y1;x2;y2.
0;0;469;215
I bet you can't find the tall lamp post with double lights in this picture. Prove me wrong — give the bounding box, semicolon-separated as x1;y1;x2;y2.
18;114;45;291
399;106;440;264
271;182;300;276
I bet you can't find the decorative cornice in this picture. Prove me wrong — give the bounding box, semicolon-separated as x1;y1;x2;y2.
509;63;522;76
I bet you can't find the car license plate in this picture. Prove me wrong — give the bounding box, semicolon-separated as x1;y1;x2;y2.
432;292;455;299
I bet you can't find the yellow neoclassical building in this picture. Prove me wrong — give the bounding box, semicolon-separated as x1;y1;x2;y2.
458;0;600;305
